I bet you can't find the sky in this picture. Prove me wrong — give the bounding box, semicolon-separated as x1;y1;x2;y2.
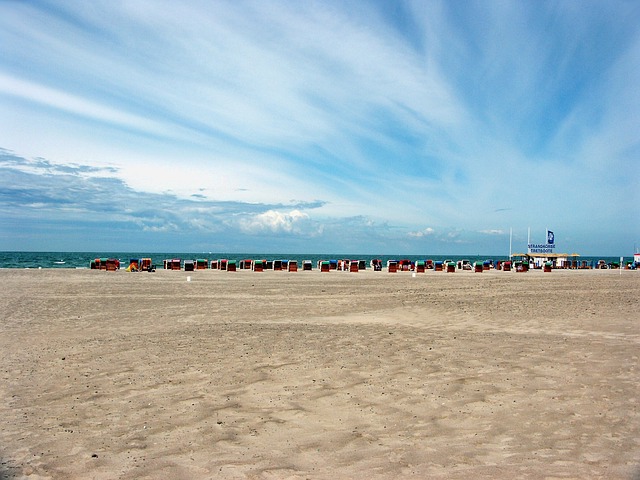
0;0;638;255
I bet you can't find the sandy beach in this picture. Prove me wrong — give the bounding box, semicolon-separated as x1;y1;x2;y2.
0;268;638;479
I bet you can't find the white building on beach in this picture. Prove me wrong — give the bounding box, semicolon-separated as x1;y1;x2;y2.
511;252;578;268
512;229;581;268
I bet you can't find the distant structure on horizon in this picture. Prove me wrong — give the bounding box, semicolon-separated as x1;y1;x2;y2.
511;228;579;268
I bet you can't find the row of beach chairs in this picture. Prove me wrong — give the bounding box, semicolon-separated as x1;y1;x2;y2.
88;254;527;274
91;257;542;273
162;258;309;272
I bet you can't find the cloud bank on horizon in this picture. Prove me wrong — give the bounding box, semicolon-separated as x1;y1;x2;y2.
0;0;638;255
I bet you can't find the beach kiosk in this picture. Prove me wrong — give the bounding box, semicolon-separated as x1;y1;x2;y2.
512;251;574;270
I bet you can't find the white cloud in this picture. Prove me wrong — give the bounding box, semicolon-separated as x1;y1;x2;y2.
408;227;435;238
239;209;311;235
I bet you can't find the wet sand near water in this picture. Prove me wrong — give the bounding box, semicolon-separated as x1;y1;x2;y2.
0;268;638;479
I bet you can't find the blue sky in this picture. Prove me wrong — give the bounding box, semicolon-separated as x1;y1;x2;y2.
0;0;638;255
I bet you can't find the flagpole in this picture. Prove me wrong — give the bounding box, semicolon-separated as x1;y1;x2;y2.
509;227;512;258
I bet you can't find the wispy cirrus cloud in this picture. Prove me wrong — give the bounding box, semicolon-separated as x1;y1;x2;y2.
0;74;174;139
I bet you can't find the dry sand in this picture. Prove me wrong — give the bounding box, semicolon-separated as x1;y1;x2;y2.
0;267;638;479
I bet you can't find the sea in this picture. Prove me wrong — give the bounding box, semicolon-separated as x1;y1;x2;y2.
0;251;628;269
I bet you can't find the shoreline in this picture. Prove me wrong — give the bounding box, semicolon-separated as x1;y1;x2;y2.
3;265;637;272
1;251;634;271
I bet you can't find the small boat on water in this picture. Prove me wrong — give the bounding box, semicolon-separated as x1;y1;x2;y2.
54;260;65;265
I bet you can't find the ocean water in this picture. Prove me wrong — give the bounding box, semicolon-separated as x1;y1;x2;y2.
0;251;628;269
